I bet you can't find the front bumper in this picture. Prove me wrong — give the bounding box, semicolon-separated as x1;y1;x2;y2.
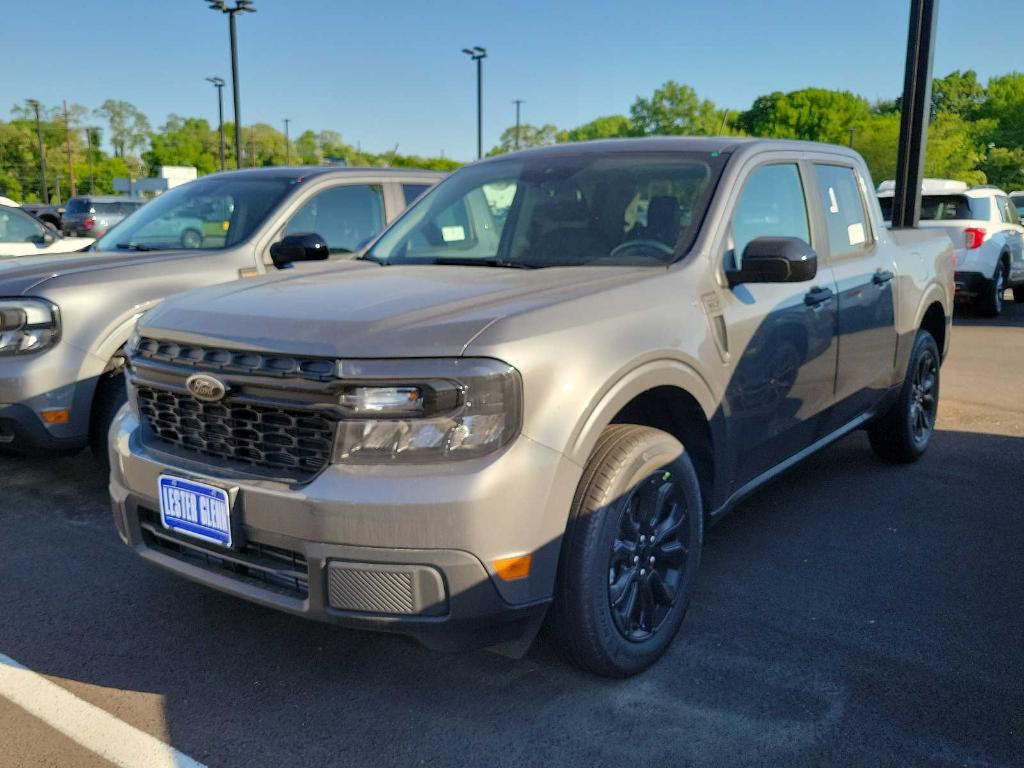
109;408;581;652
0;350;97;451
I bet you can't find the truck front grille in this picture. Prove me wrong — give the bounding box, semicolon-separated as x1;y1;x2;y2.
136;385;335;477
134;338;337;381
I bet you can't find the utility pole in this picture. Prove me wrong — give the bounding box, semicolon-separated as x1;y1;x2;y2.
848;126;857;149
63;100;76;198
27;99;48;203
207;76;226;171
284;118;291;165
461;47;487;159
86;128;97;194
512;99;524;150
206;1;256;169
250;127;257;167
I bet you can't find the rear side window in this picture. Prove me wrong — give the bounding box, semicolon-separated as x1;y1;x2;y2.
65;198;88;215
814;164;870;259
402;184;432;206
284;184;385;254
730;163;810;266
996;196;1020;225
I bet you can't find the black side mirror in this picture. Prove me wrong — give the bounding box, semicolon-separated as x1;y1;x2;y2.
726;236;817;288
269;232;329;270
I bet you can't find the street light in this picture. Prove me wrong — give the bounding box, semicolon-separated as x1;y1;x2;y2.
206;76;226;171
461;46;487;159
283;118;290;165
512;99;524;150
205;0;256;169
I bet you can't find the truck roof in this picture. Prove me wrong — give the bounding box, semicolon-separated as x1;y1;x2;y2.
200;166;448;182
481;136;864;163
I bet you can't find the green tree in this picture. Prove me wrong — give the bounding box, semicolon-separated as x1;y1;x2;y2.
736;88;870;144
979;146;1024;190
94;99;151;158
145;115;219;174
488;122;559;155
630;81;722;136
932;70;985;118
559;114;635;143
979;72;1024;147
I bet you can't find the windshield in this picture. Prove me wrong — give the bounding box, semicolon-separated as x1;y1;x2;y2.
96;176;295;252
368;151;725;268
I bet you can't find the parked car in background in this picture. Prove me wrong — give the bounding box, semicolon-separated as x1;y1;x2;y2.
110;138;953;677
1010;190;1024;217
20;202;64;232
0;166;444;459
62;196;146;238
0;201;92;257
878;179;1024;314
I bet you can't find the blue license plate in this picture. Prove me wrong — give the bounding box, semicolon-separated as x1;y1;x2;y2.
158;475;232;548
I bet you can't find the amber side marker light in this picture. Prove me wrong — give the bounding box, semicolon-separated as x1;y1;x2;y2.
41;409;70;424
493;554;532;581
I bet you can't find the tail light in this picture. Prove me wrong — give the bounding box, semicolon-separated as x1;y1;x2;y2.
964;227;985;249
83;216;94;231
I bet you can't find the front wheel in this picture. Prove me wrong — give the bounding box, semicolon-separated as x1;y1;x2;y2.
549;424;703;677
868;330;940;463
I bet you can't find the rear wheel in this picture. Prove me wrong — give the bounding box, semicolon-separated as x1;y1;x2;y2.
978;262;1007;317
550;424;703;677
868;330;940;463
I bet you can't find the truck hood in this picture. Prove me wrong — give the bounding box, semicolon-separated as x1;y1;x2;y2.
140;262;653;358
0;248;198;296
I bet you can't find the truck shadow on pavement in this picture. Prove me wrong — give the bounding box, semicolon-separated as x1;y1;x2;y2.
0;426;1021;767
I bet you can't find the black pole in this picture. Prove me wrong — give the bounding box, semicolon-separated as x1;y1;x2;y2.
513;99;523;150
217;83;226;171
892;0;939;229
284;118;290;165
229;11;243;169
86;128;96;194
29;100;48;203
476;56;483;160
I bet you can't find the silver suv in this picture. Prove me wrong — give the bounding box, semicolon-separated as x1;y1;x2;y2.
0;167;443;456
110;139;953;676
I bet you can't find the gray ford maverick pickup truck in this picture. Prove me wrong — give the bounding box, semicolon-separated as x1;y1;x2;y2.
109;138;953;676
0;167;443;457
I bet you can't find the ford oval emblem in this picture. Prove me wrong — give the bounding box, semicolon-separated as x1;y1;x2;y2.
186;374;228;402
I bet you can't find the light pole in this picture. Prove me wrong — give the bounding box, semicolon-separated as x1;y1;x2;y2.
206;0;255;169
86;127;98;194
206;76;226;171
283;118;290;165
512;99;524;150
461;46;487;159
26;99;48;203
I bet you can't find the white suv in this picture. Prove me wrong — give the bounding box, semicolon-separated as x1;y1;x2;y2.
878;179;1024;315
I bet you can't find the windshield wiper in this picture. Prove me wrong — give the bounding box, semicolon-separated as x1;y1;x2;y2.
356;252;384;265
115;242;161;252
429;257;541;269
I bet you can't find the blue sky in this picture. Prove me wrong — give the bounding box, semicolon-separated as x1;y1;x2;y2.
2;0;1023;161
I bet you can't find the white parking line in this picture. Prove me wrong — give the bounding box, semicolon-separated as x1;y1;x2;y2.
0;653;206;768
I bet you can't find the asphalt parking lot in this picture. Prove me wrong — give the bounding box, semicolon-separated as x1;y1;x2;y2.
1;304;1022;768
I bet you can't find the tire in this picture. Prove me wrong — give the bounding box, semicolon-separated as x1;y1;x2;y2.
978;261;1007;317
180;229;203;249
868;330;940;464
89;371;127;468
1013;286;1024;304
549;424;704;677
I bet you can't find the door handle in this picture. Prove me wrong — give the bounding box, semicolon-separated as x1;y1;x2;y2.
804;286;835;307
873;270;894;286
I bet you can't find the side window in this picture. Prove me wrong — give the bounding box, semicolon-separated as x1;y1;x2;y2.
730;163;809;266
996;196;1018;225
285;184;385;253
0;208;45;243
402;184;432;207
814;164;870;260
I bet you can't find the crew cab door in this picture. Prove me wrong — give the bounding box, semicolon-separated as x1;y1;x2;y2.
718;160;839;488
810;163;898;426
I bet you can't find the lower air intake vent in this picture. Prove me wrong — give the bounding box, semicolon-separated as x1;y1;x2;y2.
326;562;448;616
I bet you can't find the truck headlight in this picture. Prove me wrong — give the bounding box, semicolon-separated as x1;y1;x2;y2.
0;298;60;356
333;358;522;463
